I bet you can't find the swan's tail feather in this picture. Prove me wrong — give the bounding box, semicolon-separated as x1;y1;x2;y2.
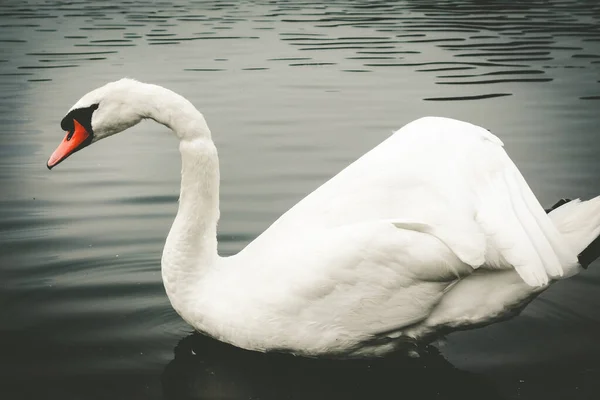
579;233;600;269
545;198;572;214
548;196;600;269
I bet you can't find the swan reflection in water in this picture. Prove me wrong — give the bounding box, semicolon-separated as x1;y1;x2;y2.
161;333;502;400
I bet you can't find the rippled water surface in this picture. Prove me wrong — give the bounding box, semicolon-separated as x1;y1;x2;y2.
1;1;600;399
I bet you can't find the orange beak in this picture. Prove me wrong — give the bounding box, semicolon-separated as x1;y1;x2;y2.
47;119;91;169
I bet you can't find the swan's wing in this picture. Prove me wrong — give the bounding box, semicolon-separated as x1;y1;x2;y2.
457;125;579;286
390;118;579;286
248;117;579;288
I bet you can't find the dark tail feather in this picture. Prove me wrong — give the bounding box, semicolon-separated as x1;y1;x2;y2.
545;198;600;269
544;198;572;214
578;235;600;269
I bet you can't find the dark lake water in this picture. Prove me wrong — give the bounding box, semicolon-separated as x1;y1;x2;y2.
1;0;600;399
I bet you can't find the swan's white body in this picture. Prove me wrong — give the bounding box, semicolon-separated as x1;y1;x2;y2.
52;79;600;358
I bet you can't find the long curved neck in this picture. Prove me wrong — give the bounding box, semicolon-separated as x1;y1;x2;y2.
163;138;220;272
135;84;220;301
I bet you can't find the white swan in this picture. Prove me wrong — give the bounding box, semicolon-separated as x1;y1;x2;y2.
47;78;600;358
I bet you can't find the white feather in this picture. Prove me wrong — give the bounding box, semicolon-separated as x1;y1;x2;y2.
549;196;600;276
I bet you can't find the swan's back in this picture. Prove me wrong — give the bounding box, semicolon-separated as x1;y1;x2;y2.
244;116;579;287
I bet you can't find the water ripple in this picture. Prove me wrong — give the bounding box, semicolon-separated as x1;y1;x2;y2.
0;0;594;102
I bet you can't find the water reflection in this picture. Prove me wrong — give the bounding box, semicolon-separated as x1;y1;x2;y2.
162;333;501;400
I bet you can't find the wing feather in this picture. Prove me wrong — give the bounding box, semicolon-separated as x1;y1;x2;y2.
248;117;579;290
392;117;578;287
470;133;578;286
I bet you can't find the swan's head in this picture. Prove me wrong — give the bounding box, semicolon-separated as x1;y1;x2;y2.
47;78;145;169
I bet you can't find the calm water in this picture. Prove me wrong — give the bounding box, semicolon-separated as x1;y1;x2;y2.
1;0;600;399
